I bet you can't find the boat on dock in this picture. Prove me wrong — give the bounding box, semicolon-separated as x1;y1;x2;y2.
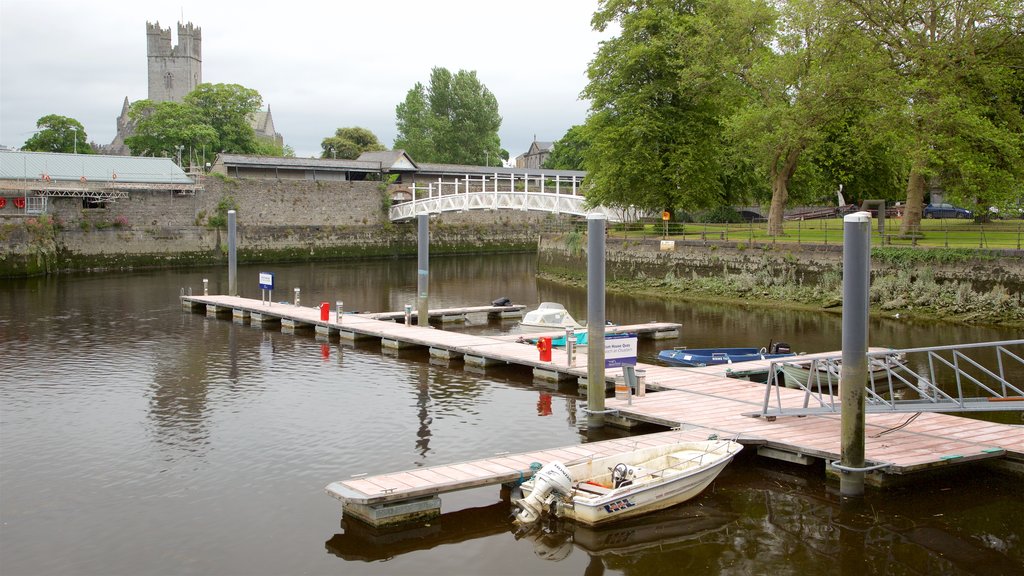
776;352;906;389
519;302;584;332
514;439;742;526
659;342;795;368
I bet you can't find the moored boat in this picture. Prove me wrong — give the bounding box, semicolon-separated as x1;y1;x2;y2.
514;439;742;526
520;302;584;332
776;352;905;389
659;342;794;368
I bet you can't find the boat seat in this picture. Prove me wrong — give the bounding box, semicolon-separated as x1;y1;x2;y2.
667;450;710;467
575;482;612;496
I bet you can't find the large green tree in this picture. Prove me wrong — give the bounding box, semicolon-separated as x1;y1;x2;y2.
842;0;1024;234
394;67;503;165
184;83;264;154
125;83;271;161
22;115;91;154
125;100;218;160
581;0;776;214
726;0;889;234
321;127;385;159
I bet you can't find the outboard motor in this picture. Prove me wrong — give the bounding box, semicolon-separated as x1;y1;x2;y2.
770;342;792;355
515;462;573;523
492;296;512;307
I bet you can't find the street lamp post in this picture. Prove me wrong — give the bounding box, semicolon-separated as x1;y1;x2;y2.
176;145;184;167
71;126;78;154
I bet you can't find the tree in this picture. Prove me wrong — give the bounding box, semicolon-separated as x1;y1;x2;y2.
125;100;218;160
22;115;91;153
724;0;891;235
580;0;776;214
184;83;264;154
321;127;385;159
394;67;503;165
841;0;1024;234
542;125;588;170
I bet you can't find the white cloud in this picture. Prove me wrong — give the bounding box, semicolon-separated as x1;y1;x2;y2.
0;0;611;158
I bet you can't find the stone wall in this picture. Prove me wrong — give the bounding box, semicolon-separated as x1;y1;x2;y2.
0;176;576;276
538;235;1024;287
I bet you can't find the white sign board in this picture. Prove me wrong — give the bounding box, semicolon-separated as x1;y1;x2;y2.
605;334;638;368
258;272;275;290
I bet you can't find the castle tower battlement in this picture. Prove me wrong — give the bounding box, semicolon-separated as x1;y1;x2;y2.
146;21;202;103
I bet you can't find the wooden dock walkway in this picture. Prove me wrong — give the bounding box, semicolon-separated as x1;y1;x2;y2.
324;428;728;525
182;294;1024;527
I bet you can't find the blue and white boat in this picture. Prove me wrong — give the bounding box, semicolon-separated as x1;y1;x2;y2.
659;343;794;368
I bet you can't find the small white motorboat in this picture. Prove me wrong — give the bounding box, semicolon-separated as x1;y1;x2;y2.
777;352;906;389
514;440;742;526
519;302;584;332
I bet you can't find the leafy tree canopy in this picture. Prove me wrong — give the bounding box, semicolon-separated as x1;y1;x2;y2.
394;67;503;165
125;100;218;161
321;127;385;159
581;0;777;214
542;125;588;170
22;115;91;153
184;83;264;154
125;83;276;163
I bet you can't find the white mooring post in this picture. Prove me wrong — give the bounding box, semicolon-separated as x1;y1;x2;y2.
840;211;871;497
203;278;208;296
294;287;300;307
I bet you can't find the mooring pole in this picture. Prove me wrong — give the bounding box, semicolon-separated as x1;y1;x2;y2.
587;214;606;429
417;214;429;326
840;211;871;497
227;210;237;296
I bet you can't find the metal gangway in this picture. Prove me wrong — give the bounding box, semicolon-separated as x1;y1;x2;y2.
753;340;1024;418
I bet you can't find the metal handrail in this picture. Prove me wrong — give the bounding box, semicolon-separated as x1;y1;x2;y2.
754;340;1024;417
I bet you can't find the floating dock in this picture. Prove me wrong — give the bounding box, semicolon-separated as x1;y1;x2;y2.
182;294;1024;527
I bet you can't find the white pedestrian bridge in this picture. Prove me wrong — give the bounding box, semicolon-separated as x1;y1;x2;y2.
388;173;625;222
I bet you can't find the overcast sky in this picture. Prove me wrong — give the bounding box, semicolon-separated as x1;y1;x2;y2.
1;0;613;159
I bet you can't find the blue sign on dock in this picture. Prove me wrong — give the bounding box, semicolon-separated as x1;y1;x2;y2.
258;272;275;291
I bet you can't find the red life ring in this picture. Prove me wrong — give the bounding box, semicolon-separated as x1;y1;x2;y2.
80;176;87;183
0;197;6;209
13;197;26;209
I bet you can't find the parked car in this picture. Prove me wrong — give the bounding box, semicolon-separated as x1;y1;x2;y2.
923;203;973;219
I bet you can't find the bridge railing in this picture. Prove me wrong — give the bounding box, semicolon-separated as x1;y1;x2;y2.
408;172;584;200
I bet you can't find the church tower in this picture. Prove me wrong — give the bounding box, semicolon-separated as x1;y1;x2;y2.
146;21;201;103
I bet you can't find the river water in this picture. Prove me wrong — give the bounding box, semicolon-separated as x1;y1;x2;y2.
1;254;1021;575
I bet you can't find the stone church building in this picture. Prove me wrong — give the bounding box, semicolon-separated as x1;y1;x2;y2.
104;21;282;155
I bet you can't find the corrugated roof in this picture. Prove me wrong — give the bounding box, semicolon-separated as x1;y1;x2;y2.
216;153;381;171
0;150;193;184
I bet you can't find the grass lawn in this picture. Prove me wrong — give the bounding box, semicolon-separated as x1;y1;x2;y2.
607;218;1024;250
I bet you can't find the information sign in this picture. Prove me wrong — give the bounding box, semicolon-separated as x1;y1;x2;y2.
605;333;638;368
259;272;275;290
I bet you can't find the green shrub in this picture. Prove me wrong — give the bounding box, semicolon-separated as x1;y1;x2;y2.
695;206;744;223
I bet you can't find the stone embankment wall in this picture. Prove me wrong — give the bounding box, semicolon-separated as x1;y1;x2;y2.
0;177;570;276
538;235;1024;287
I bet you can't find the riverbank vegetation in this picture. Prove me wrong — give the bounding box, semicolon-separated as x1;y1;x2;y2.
542;264;1024;327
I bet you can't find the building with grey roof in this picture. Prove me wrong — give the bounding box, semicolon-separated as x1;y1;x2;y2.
1;150;197;214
